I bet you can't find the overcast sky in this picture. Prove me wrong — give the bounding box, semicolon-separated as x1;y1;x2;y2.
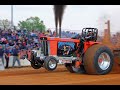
0;5;120;34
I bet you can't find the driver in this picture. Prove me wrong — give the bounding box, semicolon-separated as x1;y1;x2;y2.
86;30;96;40
63;45;71;55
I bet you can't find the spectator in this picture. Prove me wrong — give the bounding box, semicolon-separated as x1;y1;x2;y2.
0;45;4;66
39;32;44;37
4;45;10;68
22;39;27;49
45;30;50;36
12;45;21;68
8;40;14;46
53;31;56;37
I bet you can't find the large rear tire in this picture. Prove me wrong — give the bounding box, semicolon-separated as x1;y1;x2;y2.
65;63;86;74
83;44;114;75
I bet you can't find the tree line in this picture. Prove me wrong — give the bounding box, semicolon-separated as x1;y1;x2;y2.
0;16;46;32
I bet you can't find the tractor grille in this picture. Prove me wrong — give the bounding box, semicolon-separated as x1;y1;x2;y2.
40;37;48;56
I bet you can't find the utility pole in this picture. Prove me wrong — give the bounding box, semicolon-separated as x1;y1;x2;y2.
11;5;14;30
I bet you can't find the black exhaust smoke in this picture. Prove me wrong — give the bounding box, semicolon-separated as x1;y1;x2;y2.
53;5;66;37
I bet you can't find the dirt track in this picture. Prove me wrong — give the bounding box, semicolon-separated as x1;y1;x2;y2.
0;61;120;85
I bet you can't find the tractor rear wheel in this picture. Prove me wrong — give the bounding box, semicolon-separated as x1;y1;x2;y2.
44;56;58;71
65;63;86;74
83;44;114;75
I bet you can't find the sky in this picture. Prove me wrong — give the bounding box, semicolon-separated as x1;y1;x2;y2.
0;5;120;35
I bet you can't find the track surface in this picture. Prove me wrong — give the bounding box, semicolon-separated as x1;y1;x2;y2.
0;62;120;85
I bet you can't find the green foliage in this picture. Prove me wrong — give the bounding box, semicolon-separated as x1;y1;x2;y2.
0;19;11;30
18;16;46;32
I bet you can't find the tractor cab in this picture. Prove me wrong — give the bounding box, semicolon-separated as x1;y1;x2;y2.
81;28;98;41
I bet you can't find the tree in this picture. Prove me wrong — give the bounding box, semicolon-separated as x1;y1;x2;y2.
0;19;11;30
18;17;46;32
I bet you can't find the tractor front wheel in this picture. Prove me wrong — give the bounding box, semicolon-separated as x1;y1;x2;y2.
44;56;58;71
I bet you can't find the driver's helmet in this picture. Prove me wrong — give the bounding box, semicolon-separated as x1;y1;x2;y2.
86;30;94;37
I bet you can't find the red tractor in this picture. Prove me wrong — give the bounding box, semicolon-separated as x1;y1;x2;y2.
27;28;114;75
